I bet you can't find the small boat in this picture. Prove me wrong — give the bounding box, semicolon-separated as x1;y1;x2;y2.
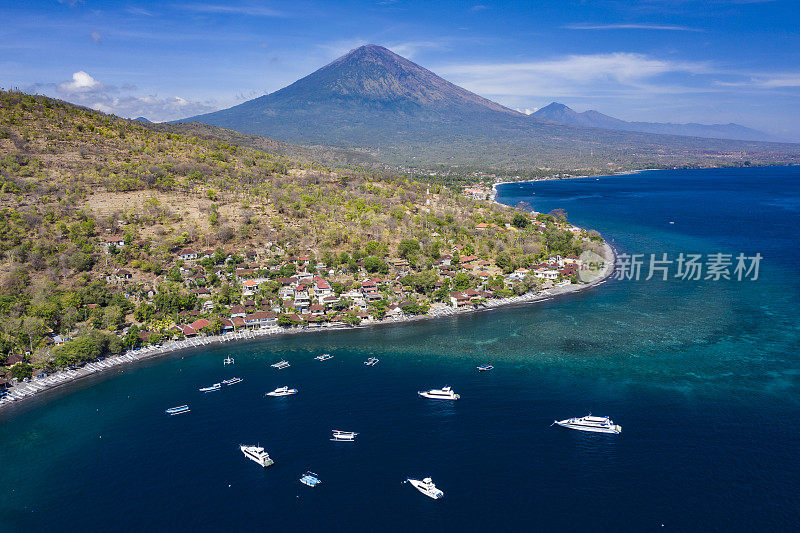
364;357;379;366
199;383;221;392
270;360;290;369
222;377;243;386
418;386;460;400
165;405;190;415
477;364;494;371
300;471;322;487
224;356;235;365
331;430;358;442
314;353;333;361
553;415;622;434
240;444;274;467
406;477;444;499
265;386;298;397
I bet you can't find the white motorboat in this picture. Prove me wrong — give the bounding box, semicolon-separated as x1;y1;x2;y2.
222;377;243;386
477;364;493;371
314;353;333;361
270;360;290;369
224;356;235;365
240;445;274;467
553;415;622;434
364;357;379;366
407;477;444;499
165;405;190;415
265;386;298;397
331;430;358;442
418;386;460;400
199;383;221;392
300;471;322;487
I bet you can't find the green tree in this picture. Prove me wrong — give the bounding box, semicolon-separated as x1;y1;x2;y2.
397;238;420;260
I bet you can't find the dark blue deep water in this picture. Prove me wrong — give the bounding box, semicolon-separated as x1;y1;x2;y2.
1;166;799;531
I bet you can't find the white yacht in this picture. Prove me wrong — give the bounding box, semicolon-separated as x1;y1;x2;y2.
222;377;243;386
554;415;622;434
223;356;235;365
199;383;221;392
314;353;333;361
270;360;290;369
418;386;460;400
240;445;274;467
331;430;358;442
407;477;444;499
364;357;379;366
265;386;298;397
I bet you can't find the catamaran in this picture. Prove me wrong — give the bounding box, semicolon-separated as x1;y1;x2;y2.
553;415;622;434
240;445;274;467
406;477;444;499
165;405;190;415
199;383;221;392
223;356;235;365
222;377;243;386
331;430;358;442
477;364;494;371
300;471;322;487
270;360;290;369
265;386;298;397
314;353;333;361
364;357;379;366
418;386;460;400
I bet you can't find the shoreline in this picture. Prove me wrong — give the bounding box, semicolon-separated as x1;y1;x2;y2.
0;243;615;413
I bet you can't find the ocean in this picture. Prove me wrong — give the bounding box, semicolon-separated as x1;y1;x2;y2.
1;166;798;531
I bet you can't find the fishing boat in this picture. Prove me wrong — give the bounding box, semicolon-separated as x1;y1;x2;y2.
314;353;334;361
222;377;243;386
270;360;290;369
553;415;622;434
418;386;460;400
331;430;358;442
299;471;322;487
240;445;274;467
265;386;298;397
165;405;190;415
477;364;494;371
223;356;235;365
199;383;221;392
406;477;444;499
364;357;379;366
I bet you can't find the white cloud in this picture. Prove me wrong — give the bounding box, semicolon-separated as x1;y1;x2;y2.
563;23;703;32
175;3;286;17
58;71;103;94
90;30;102;44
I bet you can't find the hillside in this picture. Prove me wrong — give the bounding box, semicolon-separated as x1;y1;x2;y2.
532;102;782;143
179;45;800;172
0;90;601;379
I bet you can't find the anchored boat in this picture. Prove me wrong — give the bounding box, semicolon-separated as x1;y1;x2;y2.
364;357;379;366
299;471;322;487
314;353;333;361
554;415;622;434
222;377;243;386
407;477;444;499
331;430;358;442
265;386;297;397
199;383;221;392
270;360;290;369
165;405;190;415
418;386;460;400
477;364;494;371
223;356;235;365
240;445;274;467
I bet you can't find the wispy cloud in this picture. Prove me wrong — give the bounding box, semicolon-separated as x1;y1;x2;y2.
175;3;287;17
716;74;800;89
126;6;154;16
90;30;102;44
563;23;704;32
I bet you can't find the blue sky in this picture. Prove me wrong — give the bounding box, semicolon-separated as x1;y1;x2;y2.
2;0;799;140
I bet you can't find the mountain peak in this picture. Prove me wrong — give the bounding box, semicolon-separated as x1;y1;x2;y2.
539;102;571;112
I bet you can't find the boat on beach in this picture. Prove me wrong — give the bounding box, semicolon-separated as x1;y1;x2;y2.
222;377;243;386
331;430;358;441
418;386;460;400
270;360;290;369
265;386;298;397
314;353;333;361
240;444;274;467
553;415;622;434
199;383;221;392
364;357;379;366
165;405;190;415
406;477;444;499
300;471;322;487
477;364;494;371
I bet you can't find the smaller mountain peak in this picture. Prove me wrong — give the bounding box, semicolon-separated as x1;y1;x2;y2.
540;102;571;112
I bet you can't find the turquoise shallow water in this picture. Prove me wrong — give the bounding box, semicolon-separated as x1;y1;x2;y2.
1;166;798;531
